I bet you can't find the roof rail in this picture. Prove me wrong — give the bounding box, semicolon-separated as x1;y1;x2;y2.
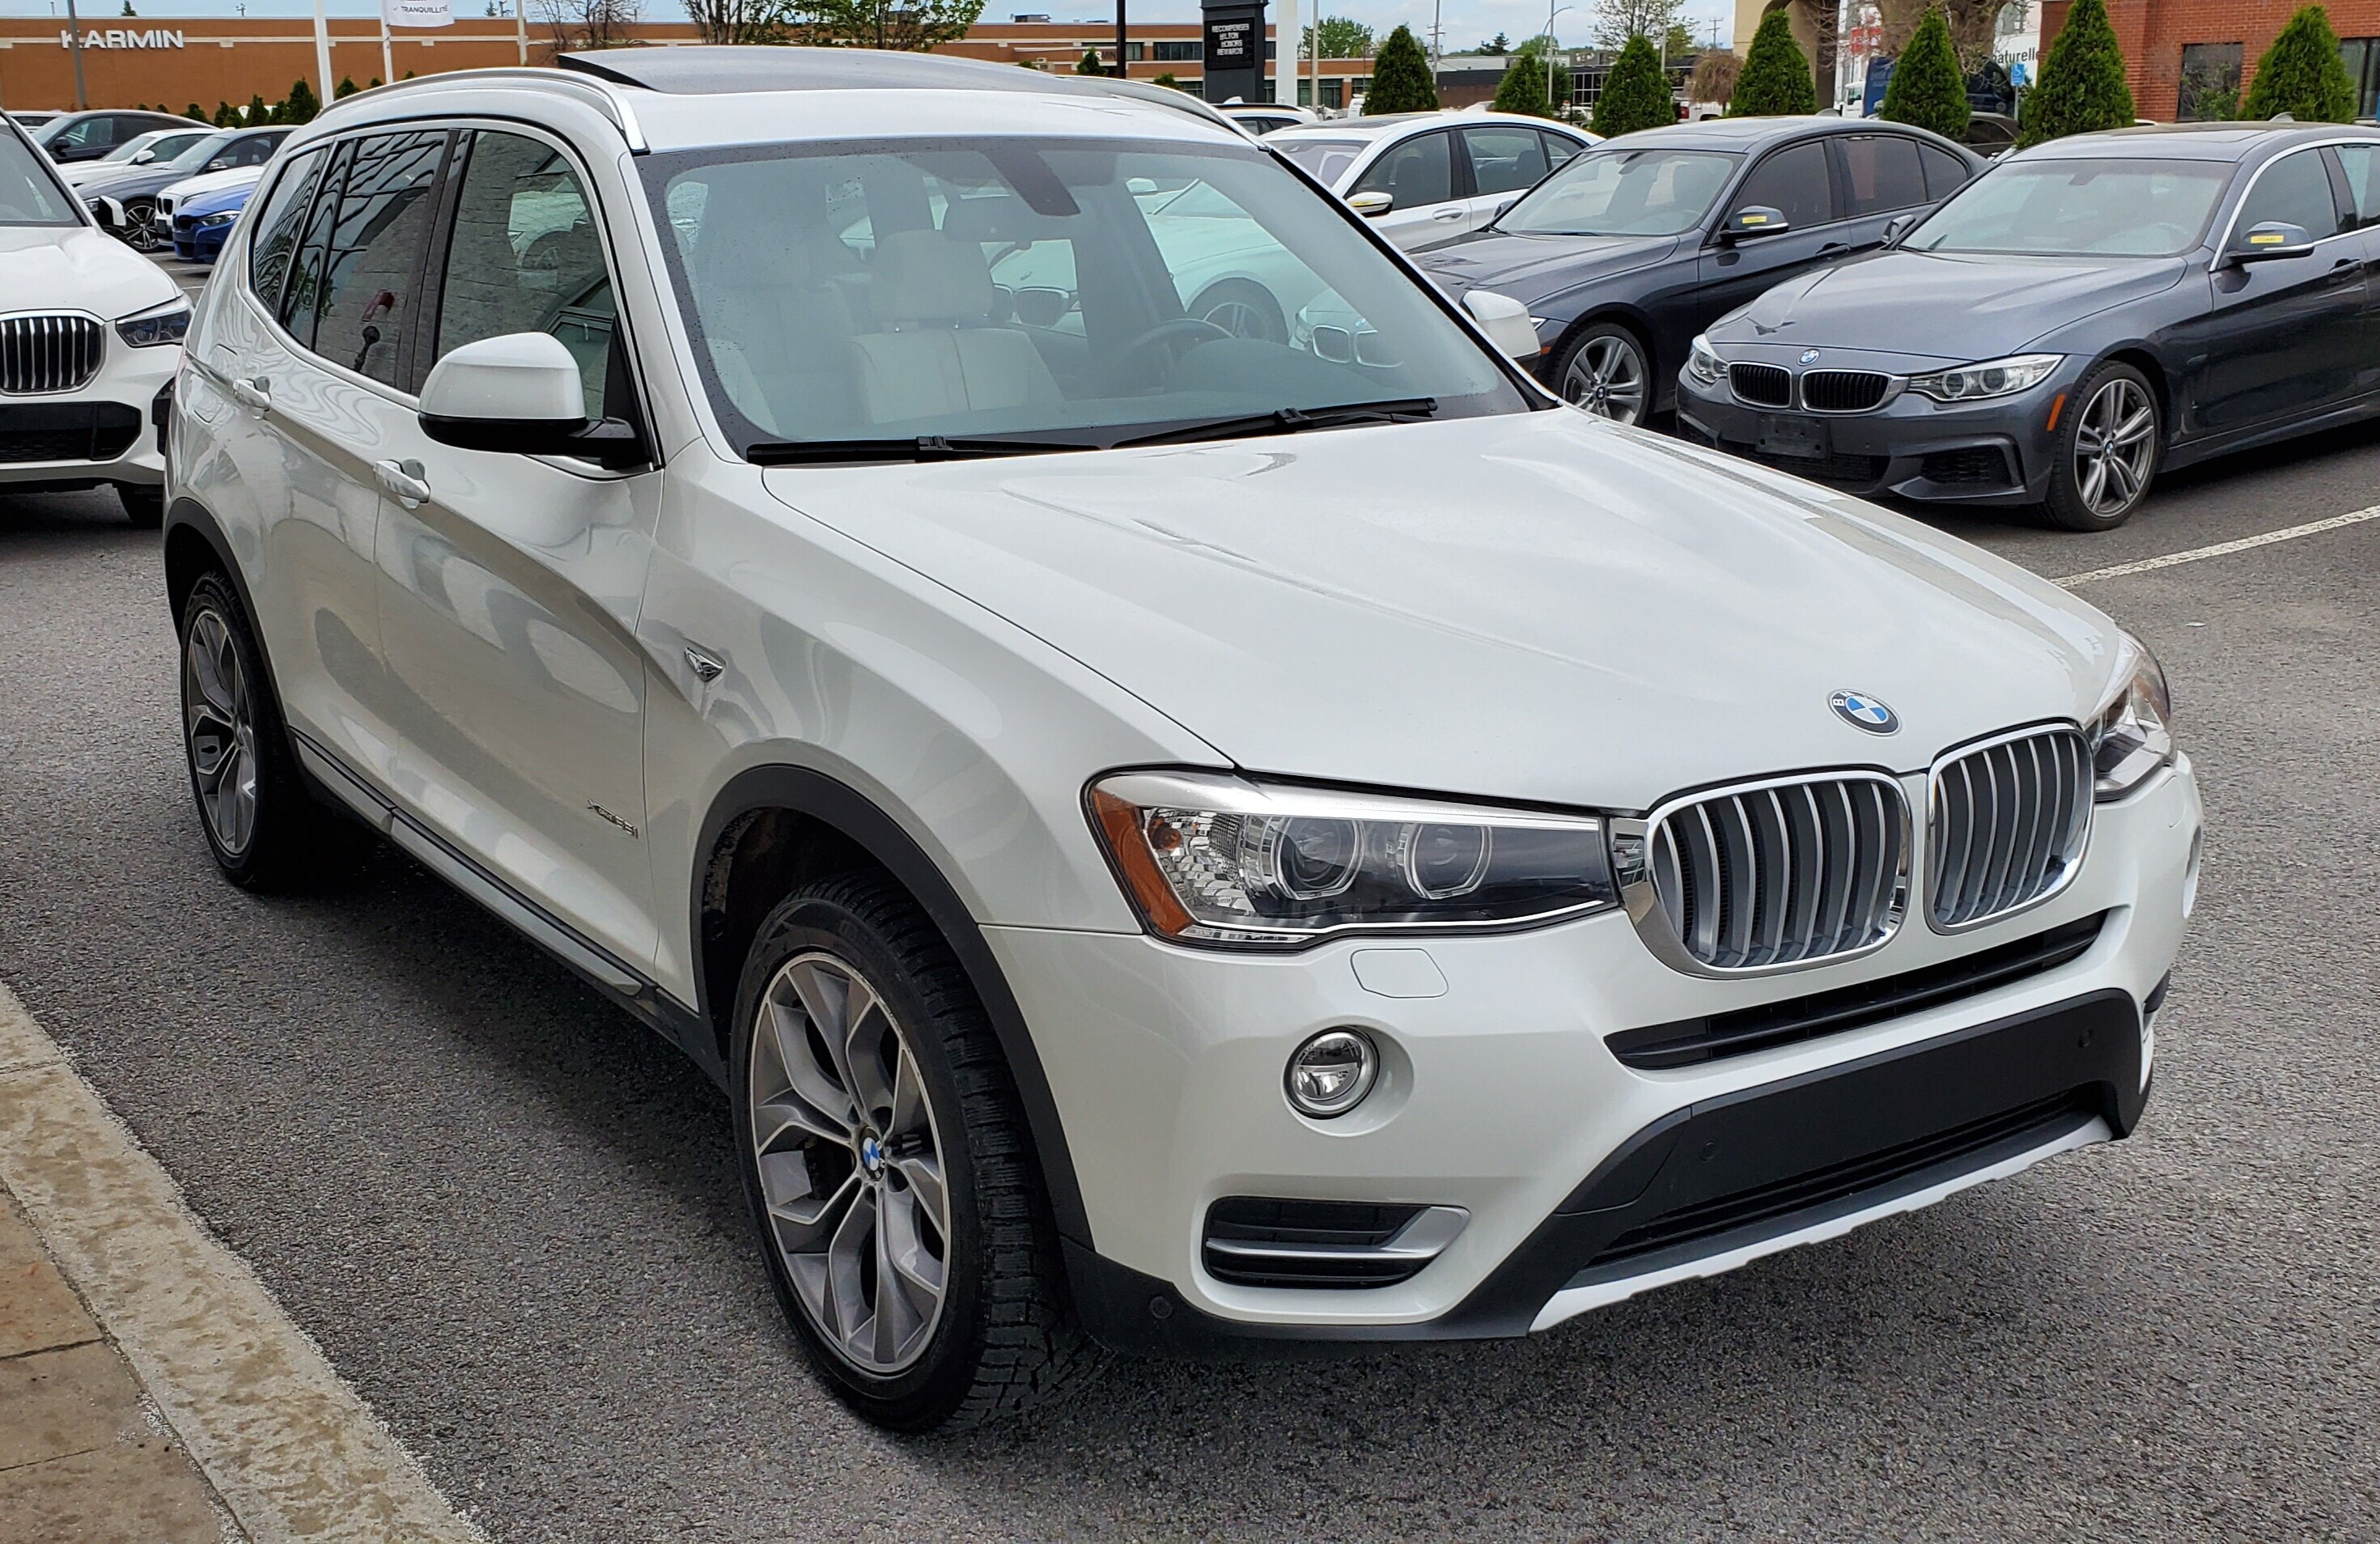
320;66;647;151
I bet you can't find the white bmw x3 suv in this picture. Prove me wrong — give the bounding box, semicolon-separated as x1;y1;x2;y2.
164;49;2200;1432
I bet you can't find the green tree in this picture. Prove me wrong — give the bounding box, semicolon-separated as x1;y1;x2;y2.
2243;5;2357;121
212;101;237;127
1366;24;1439;112
283;77;320;125
1153;70;1183;89
1729;9;1817;114
1663;21;1695;55
183;103;206;121
1491;49;1553;115
785;0;986;50
335;77;360;99
369;76;384;88
1594;32;1677;134
1479;30;1510;51
1305;15;1372;58
2015;0;2132;146
1878;5;1969;138
1075;47;1102;73
244;93;270;125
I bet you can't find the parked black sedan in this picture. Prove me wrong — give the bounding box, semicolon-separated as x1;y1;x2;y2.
1679;123;2380;530
1411;117;1983;424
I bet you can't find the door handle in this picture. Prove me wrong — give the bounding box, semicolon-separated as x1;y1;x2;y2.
373;458;431;508
230;375;269;412
1818;242;1852;256
1432;206;1465;221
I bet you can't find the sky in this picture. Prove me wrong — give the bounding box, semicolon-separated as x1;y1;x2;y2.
4;0;1739;53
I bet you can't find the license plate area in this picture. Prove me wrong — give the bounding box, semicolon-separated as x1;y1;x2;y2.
1757;414;1828;460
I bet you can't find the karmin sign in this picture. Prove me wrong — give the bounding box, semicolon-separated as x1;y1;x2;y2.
58;28;188;48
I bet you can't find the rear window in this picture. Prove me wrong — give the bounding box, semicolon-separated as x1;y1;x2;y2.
1906;159;2233;257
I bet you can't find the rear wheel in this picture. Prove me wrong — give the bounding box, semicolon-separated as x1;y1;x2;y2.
731;873;1096;1432
1553;322;1651;426
2044;362;2159;532
178;573;374;889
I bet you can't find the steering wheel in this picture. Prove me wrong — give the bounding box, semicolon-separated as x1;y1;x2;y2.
1098;316;1234;393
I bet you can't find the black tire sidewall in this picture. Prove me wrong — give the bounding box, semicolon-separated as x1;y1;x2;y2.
728;887;991;1429
179;575;275;884
2047;361;2159;532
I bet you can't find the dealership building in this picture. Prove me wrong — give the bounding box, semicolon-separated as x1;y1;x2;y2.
0;15;1380;112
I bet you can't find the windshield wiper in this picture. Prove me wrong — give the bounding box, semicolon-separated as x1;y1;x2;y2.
745;434;1094;466
1112;397;1439;448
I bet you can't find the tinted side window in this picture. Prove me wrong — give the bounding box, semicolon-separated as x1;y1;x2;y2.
2334;145;2379;227
1542;130;1581;171
278;140;350;347
432;130;613;420
227;134;281;169
1920;145;1972;201
1838;135;1928;216
1731;140;1833;229
2238;149;2344;240
1354;132;1453;206
312;130;450;386
246;146;325;313
1462;125;1549;197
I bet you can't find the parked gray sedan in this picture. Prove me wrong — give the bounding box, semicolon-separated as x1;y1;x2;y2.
1678;123;2380;529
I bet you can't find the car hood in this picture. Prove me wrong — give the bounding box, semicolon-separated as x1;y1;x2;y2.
1713;249;2189;361
163;166;262;205
0;226;181;317
1414;231;1680;305
764;411;2122;811
74;164;185;201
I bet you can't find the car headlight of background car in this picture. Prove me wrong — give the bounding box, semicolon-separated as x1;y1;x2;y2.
116;298;191;348
1686;334;1724;388
196;210;238;228
1907;353;2063;404
1090;770;1617;948
2089;633;2174;799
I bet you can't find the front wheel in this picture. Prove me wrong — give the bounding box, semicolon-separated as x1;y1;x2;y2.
2044;362;2160;532
121;197;168;252
1552;322;1651;426
731;874;1096;1432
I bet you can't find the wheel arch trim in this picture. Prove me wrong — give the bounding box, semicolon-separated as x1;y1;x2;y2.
691;762;1093;1249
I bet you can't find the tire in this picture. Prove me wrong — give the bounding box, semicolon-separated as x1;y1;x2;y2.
2043;360;2160;532
1189;278;1287;344
116;482;163;528
121;197;167;252
178;573;375;890
730;872;1096;1432
1551;321;1652;426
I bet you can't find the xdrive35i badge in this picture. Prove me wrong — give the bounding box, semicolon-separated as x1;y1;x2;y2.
1829;690;1899;734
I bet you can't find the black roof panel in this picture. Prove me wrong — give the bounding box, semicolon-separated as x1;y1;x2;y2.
560;45;1107;96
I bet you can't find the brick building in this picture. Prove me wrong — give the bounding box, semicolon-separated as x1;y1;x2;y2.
2038;0;2380;121
0;17;1377;114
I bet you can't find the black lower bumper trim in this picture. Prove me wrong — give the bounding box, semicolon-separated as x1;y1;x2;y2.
1067;989;2145;1357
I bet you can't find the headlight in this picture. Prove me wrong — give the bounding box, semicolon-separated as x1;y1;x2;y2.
1907;353;2062;403
197;211;238;227
2088;634;2173;800
1686;334;1723;387
1088;771;1618;948
116;298;190;348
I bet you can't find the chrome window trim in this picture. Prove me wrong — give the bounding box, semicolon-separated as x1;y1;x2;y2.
1924;720;2094;935
2214;138;2378;255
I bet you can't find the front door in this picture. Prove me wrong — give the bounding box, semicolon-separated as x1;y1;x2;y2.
1351;130;1468;250
370;126;661;973
2191;146;2364;434
1695;138;1847;335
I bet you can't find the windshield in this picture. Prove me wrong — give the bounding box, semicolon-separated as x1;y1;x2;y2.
0;131;79;227
645;138;1528;460
1274;138;1368;186
1904;159;2234;257
1497;147;1739;236
163;134;238;172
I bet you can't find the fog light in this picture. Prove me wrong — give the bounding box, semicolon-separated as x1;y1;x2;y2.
1285;1029;1378;1118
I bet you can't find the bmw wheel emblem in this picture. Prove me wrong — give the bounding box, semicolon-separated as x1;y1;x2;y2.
1829;690;1899;734
1800;349;1821;364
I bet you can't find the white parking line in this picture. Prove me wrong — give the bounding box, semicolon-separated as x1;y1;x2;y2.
0;983;486;1544
2056;504;2380;587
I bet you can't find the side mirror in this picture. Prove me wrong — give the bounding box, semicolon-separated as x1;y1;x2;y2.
131;150;155;164
1347;189;1395;218
1495;196;1520;220
206;158;231;172
1882;212;1919;246
2225;220;2315;265
1719;205;1790;244
1462;289;1541;360
419;332;640;465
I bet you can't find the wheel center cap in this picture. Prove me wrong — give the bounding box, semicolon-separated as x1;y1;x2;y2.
857;1132;886;1178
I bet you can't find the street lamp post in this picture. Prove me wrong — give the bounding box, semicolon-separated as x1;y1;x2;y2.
1545;2;1572;112
62;0;87;111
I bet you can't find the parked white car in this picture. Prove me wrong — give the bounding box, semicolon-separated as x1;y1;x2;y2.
156;163;266;224
0;117;185;523
59;126;215;189
168;49;2196;1433
1270;111;1595;248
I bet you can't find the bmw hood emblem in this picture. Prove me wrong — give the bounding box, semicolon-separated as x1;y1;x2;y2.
1800;349;1821;364
1829;690;1899;734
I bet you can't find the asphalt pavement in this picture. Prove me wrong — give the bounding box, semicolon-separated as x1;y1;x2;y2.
1;385;2375;1538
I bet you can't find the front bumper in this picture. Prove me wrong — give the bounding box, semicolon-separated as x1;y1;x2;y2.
1675;355;2080;507
0;329;178;488
998;757;2199;1351
173;218;231;264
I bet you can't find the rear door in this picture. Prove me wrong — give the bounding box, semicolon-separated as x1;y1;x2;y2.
2192;146;2363;433
1349;129;1468;249
1695;137;1842;333
2329;142;2380;397
1829;132;1936;250
1457;123;1551;233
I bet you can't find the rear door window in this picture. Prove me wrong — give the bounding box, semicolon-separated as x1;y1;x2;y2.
1461;125;1550;197
1542;130;1583;171
1920;145;1973;201
1731;139;1835;230
2332;144;2379;227
245;146;327;314
1836;134;1929;216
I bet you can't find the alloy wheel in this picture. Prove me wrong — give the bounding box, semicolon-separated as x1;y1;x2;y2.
1197;296;1279;342
1563;333;1647;424
125;200;168;252
2072;376;2155;520
182;608;259;858
749;952;951;1376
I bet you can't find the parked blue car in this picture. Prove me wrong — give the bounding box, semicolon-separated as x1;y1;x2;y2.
171;181;252;264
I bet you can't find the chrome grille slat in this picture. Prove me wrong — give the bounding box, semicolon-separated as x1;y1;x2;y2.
1928;727;2093;931
0;313;104;395
1640;773;1909;973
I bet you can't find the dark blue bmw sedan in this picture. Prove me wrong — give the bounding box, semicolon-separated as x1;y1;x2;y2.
1678;123;2380;530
